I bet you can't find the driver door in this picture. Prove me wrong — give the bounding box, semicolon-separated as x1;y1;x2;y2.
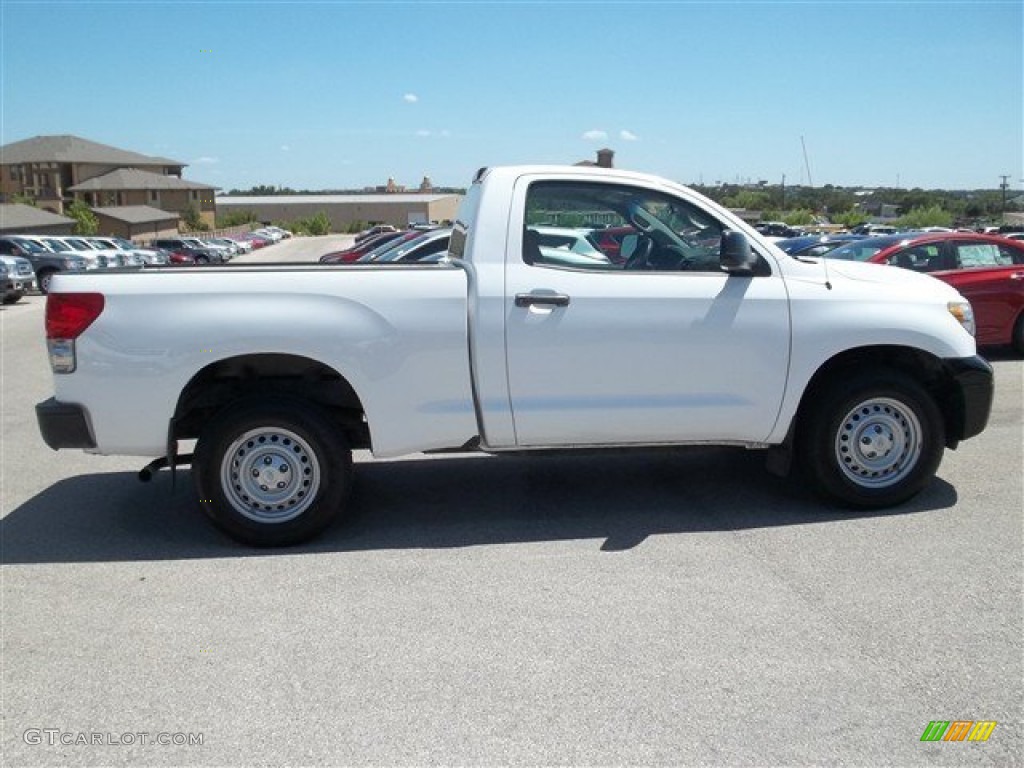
503;176;791;447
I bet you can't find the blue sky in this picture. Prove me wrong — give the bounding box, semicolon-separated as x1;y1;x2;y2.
2;1;1021;191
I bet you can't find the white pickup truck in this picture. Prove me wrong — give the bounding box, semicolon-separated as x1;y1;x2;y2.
36;165;994;546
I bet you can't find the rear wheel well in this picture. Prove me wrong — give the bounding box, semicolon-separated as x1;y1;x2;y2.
173;353;370;450
793;346;963;450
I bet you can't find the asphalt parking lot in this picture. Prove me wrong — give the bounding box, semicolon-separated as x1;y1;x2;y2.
2;239;1021;766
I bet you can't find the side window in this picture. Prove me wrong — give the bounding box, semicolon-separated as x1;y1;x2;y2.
955;243;1002;268
886;245;940;270
997;244;1024;265
523;181;727;273
901;244;950;272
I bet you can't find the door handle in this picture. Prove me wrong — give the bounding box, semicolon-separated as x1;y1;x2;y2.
1010;272;1024;281
515;292;571;308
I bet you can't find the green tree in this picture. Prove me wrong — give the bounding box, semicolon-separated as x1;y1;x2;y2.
782;209;815;226
66;200;98;235
897;205;953;229
216;210;258;228
833;210;869;228
181;203;209;232
304;211;331;235
721;189;772;211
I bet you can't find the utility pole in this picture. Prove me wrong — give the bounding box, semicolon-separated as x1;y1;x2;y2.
781;173;786;212
800;136;813;188
999;175;1010;217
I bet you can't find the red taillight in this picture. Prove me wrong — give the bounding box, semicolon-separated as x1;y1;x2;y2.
46;292;105;339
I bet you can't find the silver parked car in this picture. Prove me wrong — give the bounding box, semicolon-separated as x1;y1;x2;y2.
0;254;37;302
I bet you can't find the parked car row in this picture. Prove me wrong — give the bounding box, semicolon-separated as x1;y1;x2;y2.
776;231;1024;353
336;219;1024;356
0;225;292;296
321;225;452;265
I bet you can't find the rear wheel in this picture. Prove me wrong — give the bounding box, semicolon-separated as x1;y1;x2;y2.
194;398;353;546
2;291;24;304
799;371;944;509
194;256;210;265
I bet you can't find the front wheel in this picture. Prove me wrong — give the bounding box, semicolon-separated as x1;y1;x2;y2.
194;398;353;546
37;270;57;294
1012;312;1024;356
798;371;944;509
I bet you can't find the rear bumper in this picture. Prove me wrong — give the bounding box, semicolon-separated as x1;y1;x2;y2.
942;355;994;442
35;397;96;450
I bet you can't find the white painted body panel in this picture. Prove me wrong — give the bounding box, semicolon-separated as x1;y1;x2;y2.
46;164;977;463
50;266;477;457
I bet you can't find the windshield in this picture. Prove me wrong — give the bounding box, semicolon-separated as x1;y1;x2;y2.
65;238;96;250
12;237;49;253
826;236;912;261
362;232;420;260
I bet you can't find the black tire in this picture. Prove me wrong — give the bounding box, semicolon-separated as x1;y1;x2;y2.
3;292;23;305
193;398;353;546
37;270;57;294
194;256;209;265
798;370;944;509
1012;312;1024;356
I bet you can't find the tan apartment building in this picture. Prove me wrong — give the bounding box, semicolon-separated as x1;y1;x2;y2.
92;205;180;240
217;193;462;231
0;203;75;235
0;134;215;227
69;169;217;228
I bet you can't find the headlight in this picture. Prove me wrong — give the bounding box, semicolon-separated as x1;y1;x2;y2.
948;301;976;337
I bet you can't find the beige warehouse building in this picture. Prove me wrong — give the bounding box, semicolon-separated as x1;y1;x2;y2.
217;193;462;231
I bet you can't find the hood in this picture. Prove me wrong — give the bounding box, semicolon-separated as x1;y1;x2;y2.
820;257;964;301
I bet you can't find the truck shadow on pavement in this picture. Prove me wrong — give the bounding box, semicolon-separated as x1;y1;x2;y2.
2;447;958;564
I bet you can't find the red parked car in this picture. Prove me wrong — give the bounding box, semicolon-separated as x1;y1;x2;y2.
587;225;636;263
319;230;407;264
827;233;1024;352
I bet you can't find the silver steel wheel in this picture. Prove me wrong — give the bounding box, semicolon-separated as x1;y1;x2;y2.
835;397;922;488
220;426;321;524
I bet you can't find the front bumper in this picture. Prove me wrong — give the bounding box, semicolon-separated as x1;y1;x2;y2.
35;398;96;450
942;355;994;443
3;277;33;294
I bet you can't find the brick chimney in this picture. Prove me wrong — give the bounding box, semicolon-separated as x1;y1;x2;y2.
597;148;614;168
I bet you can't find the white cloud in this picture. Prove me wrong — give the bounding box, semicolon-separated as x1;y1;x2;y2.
620;130;639;141
280;145;291;152
439;129;451;138
415;129;431;137
404;93;419;103
582;129;608;141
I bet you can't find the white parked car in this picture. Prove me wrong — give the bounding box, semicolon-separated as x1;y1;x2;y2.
251;227;284;243
86;237;145;267
28;236;107;270
183;237;233;259
222;236;254;253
